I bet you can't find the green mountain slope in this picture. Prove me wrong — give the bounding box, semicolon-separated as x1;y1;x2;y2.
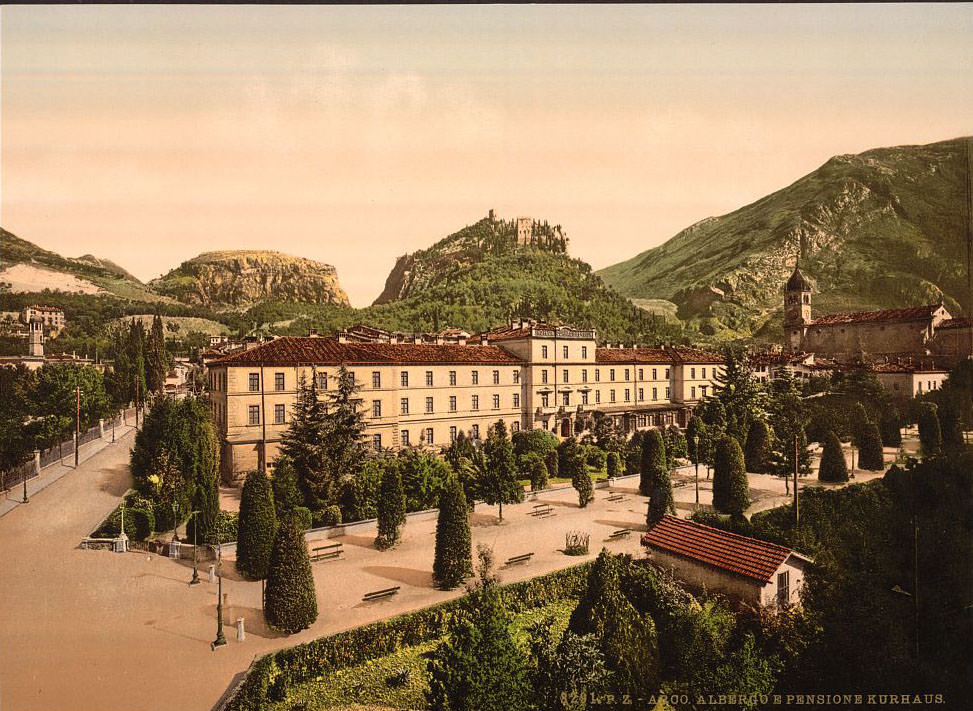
598;137;972;340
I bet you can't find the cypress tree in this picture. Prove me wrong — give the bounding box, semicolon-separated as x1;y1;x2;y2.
375;464;406;550
270;457;302;518
713;436;750;514
639;429;666;497
744;419;771;473
857;422;885;471
917;402;942;457
433;475;473;590
236;470;278;580
818;431;849;483
879;414;902;448
606;451;619;479
646;464;675;527
571;455;594;508
264;518;318;633
938;400;965;451
849;402;870;445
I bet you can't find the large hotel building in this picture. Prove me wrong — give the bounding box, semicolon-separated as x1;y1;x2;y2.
206;320;724;480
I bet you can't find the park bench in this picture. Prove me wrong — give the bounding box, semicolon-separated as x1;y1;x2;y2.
606;493;625;502
363;586;400;602
309;542;343;562
80;537;115;551
505;552;534;566
530;503;554;517
607;528;631;540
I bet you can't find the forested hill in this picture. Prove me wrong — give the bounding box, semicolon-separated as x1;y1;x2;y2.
364;215;685;343
598;137;972;341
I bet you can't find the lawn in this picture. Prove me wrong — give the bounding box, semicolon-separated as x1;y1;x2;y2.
268;599;577;711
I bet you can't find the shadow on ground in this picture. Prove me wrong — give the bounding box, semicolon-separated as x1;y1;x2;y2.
360;565;434;588
97;464;133;496
336;533;377;549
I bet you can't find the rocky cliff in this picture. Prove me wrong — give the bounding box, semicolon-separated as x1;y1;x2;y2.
598;137;972;340
150;250;350;309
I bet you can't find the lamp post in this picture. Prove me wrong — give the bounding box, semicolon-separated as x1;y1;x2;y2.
189;510;201;585
211;540;227;650
891;515;920;659
172;501;179;544
22;468;29;504
74;386;82;468
691;433;699;506
112;414;116;443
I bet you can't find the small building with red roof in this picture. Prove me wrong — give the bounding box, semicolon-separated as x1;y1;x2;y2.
641;515;813;609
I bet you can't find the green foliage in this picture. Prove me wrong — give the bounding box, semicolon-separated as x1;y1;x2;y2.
480;420;524;521
606;451;620;479
857;422;885;471
338;458;383;522
646;465;675;528
818;431;849;483
744;419;772;473
530;628;611;711
94;493;155;540
689;509;754;537
236;470;278;580
639;429;666;497
712;347;764;443
662;426;688;462
557;438;591;507
269;457;301;517
146;314;171;394
376;465;406;550
572;462;593;508
685;415;709;468
713;436;750;515
917;402;942;457
520;451;548;491
285;506;312;531
879;414;903;447
316;505;342;528
264;518;318;634
432;476;472;589
397;448;451;512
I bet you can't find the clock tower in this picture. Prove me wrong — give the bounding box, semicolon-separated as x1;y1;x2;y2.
783;264;812;353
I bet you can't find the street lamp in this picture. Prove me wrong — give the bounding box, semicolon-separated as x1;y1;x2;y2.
74;386;83;468
211;539;227;650
172;501;179;544
691;433;699;507
22;469;29;504
189;510;201;585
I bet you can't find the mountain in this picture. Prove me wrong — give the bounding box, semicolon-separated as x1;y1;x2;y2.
598;137;972;341
364;214;683;343
73;254;140;283
150;250;350;309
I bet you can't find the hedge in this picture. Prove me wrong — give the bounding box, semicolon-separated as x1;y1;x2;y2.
224;562;593;711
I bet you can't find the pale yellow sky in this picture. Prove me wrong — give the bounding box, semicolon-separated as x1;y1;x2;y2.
2;4;972;306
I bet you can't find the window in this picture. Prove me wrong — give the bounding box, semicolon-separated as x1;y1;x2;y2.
450;426;457;442
610;369;616;381
581;391;589;405
317;372;328;390
401;430;410;447
595;369;600;382
638;388;644;401
371;371;381;389
400;398;409;415
425;397;434;413
249;373;260;392
425;371;433;386
449;396;457;412
248;405;260;425
275;373;285;391
666;387;671;399
541;393;550;407
471;424;480;439
472;370;479;385
700;385;708;397
372;400;382;418
492;370;499;385
652;368;657;380
624;389;630;402
513;393;520;408
542;370;549;384
777;570;791;608
401;371;409;387
512;421;520;433
372;434;382;451
472;395;479;410
638;369;644;380
274;404;285;424
582;369;588;382
513;371;520;384
562;392;570;407
665;368;670;379
595;390;601;403
691;367;696;379
691;386;697;399
624;369;630;381
562;369;569;383
562;345;569;359
541;345;548;359
702;367;707;379
449;370;457;386
492;394;500;409
652;387;658;401
581;346;588;359
610;390;616;403
424;427;434;445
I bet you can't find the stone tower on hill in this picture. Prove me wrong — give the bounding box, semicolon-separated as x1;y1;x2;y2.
516;217;532;246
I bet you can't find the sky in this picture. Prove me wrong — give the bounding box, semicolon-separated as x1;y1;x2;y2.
2;4;972;307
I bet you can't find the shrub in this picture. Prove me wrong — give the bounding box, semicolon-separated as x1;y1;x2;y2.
432;476;472;590
879;415;902;447
564;531;590;556
646;464;675;527
818;431;848;483
264;518;318;634
236;470;278;580
640;430;666;497
744;419;771;473
544;450;559;480
319;505;342;527
585;446;606;471
285;506;313;531
606;451;620;478
520;451;548;491
376;466;406;550
572;464;593;508
917;402;942;457
713;436;750;515
857;422;885;471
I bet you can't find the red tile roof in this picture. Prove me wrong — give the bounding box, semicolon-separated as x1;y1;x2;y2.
667;347;725;365
937;317;973;330
870;362;949;374
641;515;804;584
209;336;524;366
810;304;944;327
595;347;672;364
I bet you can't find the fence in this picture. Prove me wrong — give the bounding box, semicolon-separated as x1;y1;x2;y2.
1;407;138;494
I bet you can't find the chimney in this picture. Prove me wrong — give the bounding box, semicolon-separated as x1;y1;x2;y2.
308;328;318;337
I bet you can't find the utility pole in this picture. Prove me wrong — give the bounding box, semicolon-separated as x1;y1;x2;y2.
259;364;267;475
75;386;81;467
135;374;140;429
793;433;799;525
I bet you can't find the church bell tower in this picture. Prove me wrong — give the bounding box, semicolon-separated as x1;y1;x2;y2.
783;264;812;353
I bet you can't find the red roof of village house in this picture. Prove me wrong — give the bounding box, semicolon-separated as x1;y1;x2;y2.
666;347;725;365
209;336;524;366
595;347;672;364
641;515;806;584
809;304;944;327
